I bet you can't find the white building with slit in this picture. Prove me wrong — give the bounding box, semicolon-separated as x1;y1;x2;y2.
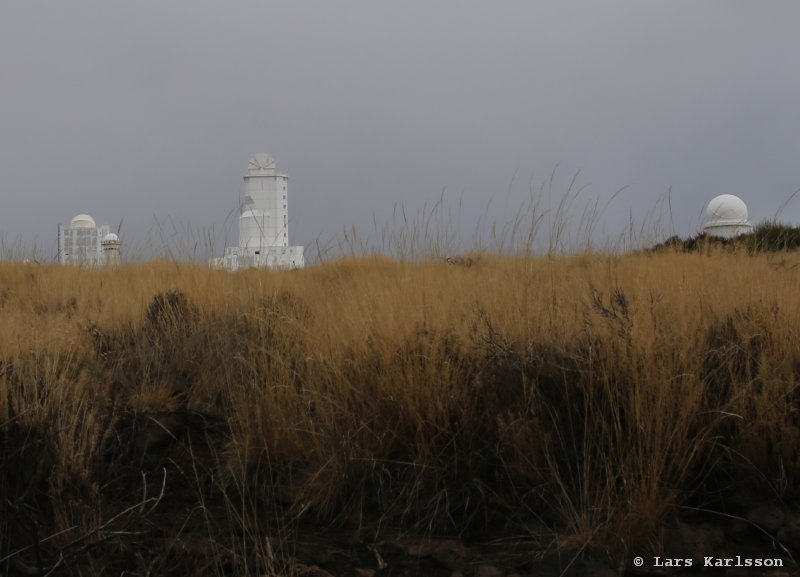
211;154;305;271
58;214;113;266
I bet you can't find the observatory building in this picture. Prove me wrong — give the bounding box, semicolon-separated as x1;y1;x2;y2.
58;214;112;266
703;194;754;239
101;233;121;266
211;154;305;271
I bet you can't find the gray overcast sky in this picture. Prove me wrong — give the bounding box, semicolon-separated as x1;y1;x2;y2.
2;2;799;258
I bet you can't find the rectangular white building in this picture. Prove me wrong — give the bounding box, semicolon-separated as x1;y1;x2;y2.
58;214;110;266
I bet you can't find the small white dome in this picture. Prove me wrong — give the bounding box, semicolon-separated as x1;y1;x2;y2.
102;233;120;244
703;194;753;238
70;214;96;229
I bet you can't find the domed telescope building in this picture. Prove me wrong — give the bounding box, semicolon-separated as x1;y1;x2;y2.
101;232;121;267
212;154;305;271
58;214;111;266
702;194;754;239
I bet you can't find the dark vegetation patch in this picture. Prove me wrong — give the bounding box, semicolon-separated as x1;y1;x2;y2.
650;221;800;253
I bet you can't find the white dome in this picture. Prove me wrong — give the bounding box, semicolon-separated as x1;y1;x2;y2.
70;214;96;229
703;194;753;238
102;233;120;244
706;194;749;224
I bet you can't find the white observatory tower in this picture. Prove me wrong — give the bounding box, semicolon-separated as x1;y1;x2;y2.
212;154;305;271
101;233;121;267
240;154;289;250
703;194;754;239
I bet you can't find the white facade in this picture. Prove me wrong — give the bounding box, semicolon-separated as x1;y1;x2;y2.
703;194;754;239
58;214;111;266
212;154;305;271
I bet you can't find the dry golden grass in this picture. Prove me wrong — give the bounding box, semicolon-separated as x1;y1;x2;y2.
2;248;800;573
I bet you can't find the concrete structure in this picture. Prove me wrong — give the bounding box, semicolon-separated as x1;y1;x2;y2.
703;194;754;238
101;232;121;266
58;214;111;265
212;154;305;270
